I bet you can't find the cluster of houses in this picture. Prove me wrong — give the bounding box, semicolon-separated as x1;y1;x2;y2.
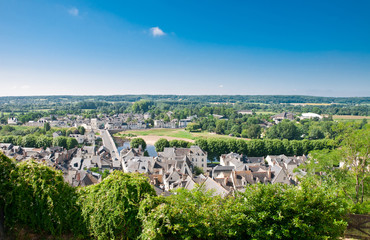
120;145;307;196
11;112;198;131
1;137;308;197
1;110;321;196
0;141;118;186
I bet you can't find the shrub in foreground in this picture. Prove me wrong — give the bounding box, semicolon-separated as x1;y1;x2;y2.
139;188;246;240
79;171;155;240
139;181;348;240
237;180;348;239
6;160;82;235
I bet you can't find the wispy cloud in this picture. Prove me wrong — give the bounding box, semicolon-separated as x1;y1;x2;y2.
149;27;166;37
68;7;79;16
219;85;224;88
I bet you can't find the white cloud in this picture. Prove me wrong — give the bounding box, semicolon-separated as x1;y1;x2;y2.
68;7;79;16
219;85;224;88
21;85;30;89
149;27;166;37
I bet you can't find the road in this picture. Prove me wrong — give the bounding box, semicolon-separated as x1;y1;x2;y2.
100;130;120;161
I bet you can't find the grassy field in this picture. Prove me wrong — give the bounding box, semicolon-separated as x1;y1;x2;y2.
333;115;370;122
119;128;245;142
290;103;333;106
255;111;277;115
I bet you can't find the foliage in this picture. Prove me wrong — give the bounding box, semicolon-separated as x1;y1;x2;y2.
89;168;110;180
168;139;192;148
0;153;15;238
0;153;354;239
53;136;68;149
266;119;301;140
77;126;85;135
236;180;348;239
66;137;78;149
154;138;170;152
193;166;204;175
301;126;369;212
43;122;51;132
5;160;83;235
195;137;336;160
139;183;349;240
132;100;153;113
186;123;200;132
139;187;240;240
130;137;147;150
78;171;155;240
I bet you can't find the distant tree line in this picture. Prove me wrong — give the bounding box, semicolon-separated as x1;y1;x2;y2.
1;94;369;105
194;138;337;160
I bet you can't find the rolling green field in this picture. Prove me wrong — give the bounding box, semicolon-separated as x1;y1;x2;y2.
255;111;277;115
119;128;243;141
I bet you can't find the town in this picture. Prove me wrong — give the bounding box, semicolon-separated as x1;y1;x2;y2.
1;111;326;195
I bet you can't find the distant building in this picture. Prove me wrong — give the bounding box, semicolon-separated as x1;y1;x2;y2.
7;117;18;125
158;146;208;173
300;113;323;120
271;112;295;124
238;110;253;115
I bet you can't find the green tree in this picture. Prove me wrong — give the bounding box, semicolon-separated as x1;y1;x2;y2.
154;138;170;152
266;120;301;140
215;120;227;134
246;124;262;139
66;137;78;149
132;100;153;113
44;122;51;132
35;135;52;148
186;123;200;132
78;126;86;135
21;135;37;147
339;128;369;206
308;124;325;139
79;171;155;240
0;154;15;239
130;137;147;150
53;136;68;149
241;129;248;138
301;127;369;212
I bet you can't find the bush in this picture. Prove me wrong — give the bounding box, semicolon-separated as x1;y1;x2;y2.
6;160;82;235
236;180;348;239
139;182;349;240
0;153;15;238
79;171;155;240
139;187;241;240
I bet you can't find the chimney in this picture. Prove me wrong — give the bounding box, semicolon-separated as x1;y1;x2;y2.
267;167;271;180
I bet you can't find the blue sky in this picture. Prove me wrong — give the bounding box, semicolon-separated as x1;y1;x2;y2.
0;0;369;97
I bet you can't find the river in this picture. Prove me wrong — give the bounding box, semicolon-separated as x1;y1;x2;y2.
117;141;158;157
